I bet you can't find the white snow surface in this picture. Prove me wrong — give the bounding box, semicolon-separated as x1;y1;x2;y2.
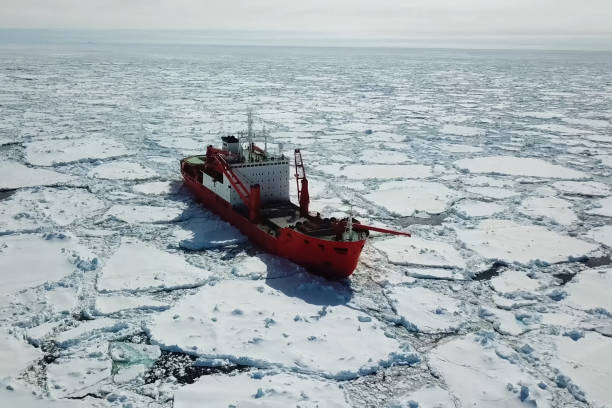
364;180;458;216
94;294;168;315
97;239;211;292
454;200;504;218
0;233;94;296
0;161;74;190
87;161;158;180
0;188;105;232
174;372;350;408
455;220;597;265
148;279;415;379
490;269;540;295
455;156;588;179
106;204;184;223
549;332;612;407
563;268;612;313
0;329;43;379
373;236;466;269
552;180;611;197
321;164;432;180
429;334;552;407
24;137;130;166
2;44;612;408
519;196;577;225
386;286;465;333
589;225;612;247
586;196;612;217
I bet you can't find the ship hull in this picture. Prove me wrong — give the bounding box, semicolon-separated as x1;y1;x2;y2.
182;171;366;279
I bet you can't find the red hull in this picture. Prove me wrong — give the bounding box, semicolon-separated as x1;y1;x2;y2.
182;172;366;279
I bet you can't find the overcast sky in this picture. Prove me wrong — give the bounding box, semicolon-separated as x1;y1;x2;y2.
1;0;611;36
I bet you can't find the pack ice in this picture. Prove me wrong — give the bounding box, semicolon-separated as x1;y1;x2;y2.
147;279;417;379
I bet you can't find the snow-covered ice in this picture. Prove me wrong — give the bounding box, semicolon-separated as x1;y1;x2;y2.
519;196;577;225
455;156;588;179
365;180;458;216
320;164;431;180
373;236;466;269
148;279;416;378
94;294;168;315
429;334;552;407
548;332;612;407
87;161;158;180
96;239;211;292
106;204;184;223
24;137;130;166
454;199;505;218
563;268;611;313
386;286;465;333
1;41;611;408
490;269;540;295
553;180;610;197
0;161;73;190
132;180;181;195
174;372;350;408
0;329;42;379
0;233;95;296
586;196;612;217
589;225;612;247
455;220;598;265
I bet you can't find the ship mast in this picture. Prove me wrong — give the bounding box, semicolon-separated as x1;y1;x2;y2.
247;107;253;162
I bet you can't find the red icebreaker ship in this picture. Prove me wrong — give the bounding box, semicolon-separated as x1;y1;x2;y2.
180;113;410;279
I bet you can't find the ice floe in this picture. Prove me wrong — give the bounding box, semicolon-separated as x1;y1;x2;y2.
373;236;465;269
548;332;612;407
171;216;246;249
386;286;465;333
0;188;105;232
519;196;577;225
364;180;457;216
552;180;610;197
24;137;130;166
466;186;519;199
589;225;612;247
359;150;409;164
586;196;612;217
455;156;588;179
106;204;184;223
440;124;485;137
563;268;611;313
456;220;597;265
429;333;552;407
454;200;505;218
389;385;456;408
55;318;127;347
47;354;111;398
0;161;74;190
97;239;211;292
132;180;181;195
0;233;95;296
439;143;483;153
320;164;431;180
148;279;416;379
87;161;158;180
94;294;168;315
173;371;350;408
0;329;42;379
490;269;540;295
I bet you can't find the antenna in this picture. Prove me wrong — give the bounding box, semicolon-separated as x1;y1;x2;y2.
263;125;268;156
346;205;354;241
246;107;253;162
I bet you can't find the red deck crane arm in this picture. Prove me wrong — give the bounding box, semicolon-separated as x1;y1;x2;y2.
206;146;251;208
352;223;411;237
